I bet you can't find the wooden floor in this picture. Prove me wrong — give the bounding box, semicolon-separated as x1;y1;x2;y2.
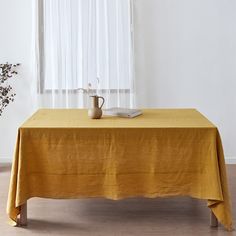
0;164;235;236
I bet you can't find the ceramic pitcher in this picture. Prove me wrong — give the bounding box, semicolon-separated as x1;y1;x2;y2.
88;95;105;119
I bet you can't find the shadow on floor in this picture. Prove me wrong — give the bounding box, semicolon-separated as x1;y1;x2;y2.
25;219;92;233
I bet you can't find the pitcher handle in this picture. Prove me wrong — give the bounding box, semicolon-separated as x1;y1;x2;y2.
98;96;105;109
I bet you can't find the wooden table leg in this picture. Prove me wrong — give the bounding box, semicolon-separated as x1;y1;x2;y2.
19;202;27;226
210;210;218;227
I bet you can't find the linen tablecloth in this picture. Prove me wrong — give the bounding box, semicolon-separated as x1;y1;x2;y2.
7;109;233;230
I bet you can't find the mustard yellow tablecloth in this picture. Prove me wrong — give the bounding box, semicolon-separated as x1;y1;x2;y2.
7;109;233;230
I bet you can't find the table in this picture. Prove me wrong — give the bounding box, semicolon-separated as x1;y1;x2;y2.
7;109;233;230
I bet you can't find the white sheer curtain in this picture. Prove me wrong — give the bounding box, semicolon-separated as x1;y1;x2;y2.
32;0;135;109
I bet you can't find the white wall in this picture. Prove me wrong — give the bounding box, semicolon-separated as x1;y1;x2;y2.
0;0;236;161
134;0;236;158
0;0;35;160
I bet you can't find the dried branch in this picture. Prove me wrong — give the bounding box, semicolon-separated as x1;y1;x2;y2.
0;63;20;116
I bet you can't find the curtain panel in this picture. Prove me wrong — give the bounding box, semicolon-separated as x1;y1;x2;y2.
32;0;135;109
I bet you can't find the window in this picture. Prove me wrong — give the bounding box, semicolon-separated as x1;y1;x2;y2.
39;0;134;92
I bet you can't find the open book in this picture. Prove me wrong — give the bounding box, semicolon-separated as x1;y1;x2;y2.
103;107;143;118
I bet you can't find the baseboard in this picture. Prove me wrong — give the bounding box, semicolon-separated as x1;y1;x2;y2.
0;157;12;163
1;157;236;164
225;157;236;164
